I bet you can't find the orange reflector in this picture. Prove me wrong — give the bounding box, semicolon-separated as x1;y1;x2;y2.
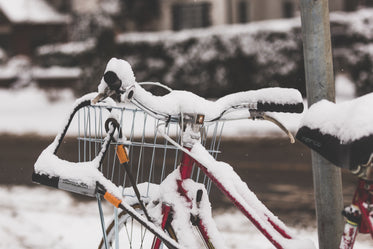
104;192;122;208
116;145;129;164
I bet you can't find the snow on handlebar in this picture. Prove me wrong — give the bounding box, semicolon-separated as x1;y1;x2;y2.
94;58;304;122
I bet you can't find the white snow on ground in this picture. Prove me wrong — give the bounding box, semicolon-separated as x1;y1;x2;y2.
0;186;372;249
0;74;356;138
0;86;76;135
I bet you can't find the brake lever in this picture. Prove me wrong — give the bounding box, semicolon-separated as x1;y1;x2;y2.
92;93;105;104
92;89;116;104
249;111;295;144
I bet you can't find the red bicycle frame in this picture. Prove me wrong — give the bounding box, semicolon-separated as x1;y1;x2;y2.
149;114;306;249
340;178;373;249
152;147;214;249
152;145;295;249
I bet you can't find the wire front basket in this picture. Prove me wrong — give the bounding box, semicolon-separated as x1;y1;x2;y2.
76;103;224;199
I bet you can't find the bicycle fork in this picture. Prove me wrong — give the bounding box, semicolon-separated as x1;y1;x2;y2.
151;149;216;249
152;114;216;249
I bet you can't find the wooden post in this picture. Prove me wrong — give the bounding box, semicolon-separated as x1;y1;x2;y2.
299;0;344;248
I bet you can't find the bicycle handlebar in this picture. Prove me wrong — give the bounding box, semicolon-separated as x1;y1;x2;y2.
131;84;303;122
94;58;304;123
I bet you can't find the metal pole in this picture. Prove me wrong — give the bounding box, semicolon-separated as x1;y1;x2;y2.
299;1;344;249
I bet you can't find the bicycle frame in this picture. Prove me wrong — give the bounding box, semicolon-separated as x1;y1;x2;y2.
150;117;218;249
340;178;373;249
33;90;314;249
151;149;214;249
150;116;310;249
32;95;182;249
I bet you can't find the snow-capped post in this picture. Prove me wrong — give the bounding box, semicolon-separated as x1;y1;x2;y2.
299;0;344;249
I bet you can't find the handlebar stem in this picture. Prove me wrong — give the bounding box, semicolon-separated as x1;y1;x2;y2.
180;113;204;148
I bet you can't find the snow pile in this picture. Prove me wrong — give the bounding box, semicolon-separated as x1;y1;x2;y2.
335;74;356;100
114;8;373;97
34;141;123;197
299;92;373;143
331;8;373;41
117;18;298;44
146;169;225;248
134;86;302;120
330;9;373;96
29;8;373;98
33;93;123;199
0;56;82;89
29;9;373;98
32;66;82;79
0;0;69;24
0;56;29;81
0;73;357;137
1;186;373;249
98;58;136;94
37;39;96;56
100;58;303;121
116;17;302;97
0;86;76;135
188;142;315;249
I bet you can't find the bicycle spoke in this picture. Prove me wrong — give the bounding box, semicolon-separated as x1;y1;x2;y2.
140;224;145;248
124;219;133;249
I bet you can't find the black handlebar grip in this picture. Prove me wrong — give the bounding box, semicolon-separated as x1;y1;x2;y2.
104;71;122;91
256;102;304;113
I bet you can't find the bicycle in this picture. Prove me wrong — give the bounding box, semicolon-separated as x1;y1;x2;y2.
33;58;315;249
296;92;373;249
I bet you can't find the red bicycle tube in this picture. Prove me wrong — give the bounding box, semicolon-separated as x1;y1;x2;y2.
353;179;373;235
152;204;173;249
179;147;194;180
194;160;290;249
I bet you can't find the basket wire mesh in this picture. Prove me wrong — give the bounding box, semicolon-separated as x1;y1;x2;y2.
76;104;224;199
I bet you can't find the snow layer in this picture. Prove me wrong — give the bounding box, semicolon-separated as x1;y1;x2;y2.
1;186;373;249
32;66;82;79
146;169;226;248
33;93;123;197
0;74;355;137
101;58;303;120
116;18;299;45
188;143;315;249
37;39;96;56
0;0;69;24
331;8;373;41
0;56;30;80
133;85;302;120
98;58;136;94
0;86;77;135
115;17;301;94
300;92;373;143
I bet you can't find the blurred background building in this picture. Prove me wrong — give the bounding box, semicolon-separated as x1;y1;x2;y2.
0;0;372;97
0;0;371;56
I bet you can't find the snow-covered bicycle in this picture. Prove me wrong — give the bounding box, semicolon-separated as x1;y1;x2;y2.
33;58;315;249
297;93;373;249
